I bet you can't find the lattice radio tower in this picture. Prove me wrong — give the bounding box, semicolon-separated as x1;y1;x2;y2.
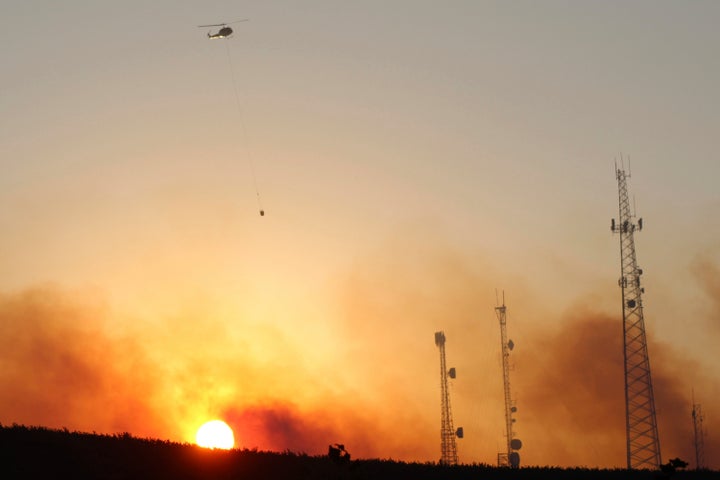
692;395;706;470
495;292;522;468
611;163;661;469
435;331;463;465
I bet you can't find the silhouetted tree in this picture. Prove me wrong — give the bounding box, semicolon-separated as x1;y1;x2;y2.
661;457;689;476
328;443;351;463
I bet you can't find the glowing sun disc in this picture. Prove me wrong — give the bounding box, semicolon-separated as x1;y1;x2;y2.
196;420;235;449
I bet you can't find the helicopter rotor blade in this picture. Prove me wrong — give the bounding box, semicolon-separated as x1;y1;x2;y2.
197;19;248;28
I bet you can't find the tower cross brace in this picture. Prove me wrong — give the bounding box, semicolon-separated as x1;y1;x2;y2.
612;165;662;470
495;296;521;468
435;331;460;465
692;401;705;470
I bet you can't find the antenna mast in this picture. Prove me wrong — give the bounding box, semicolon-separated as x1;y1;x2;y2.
434;331;463;465
611;165;661;469
495;292;521;467
692;396;706;470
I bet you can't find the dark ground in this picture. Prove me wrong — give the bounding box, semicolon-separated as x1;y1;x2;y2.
0;424;717;479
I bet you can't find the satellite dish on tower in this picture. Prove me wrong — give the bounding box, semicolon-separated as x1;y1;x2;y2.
448;367;456;379
510;438;523;450
508;339;515;350
456;427;464;438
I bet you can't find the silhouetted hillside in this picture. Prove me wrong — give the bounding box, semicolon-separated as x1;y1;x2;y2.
0;424;716;479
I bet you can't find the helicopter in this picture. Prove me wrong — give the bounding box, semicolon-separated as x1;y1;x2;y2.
198;19;248;39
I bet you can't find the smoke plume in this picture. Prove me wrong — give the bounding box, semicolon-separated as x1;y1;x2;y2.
514;303;720;469
0;285;166;437
1;243;718;469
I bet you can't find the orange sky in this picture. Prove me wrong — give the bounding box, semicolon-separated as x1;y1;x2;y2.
1;235;718;468
1;0;718;470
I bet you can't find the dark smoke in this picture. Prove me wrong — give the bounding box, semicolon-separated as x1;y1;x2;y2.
514;308;626;467
515;304;720;469
0;285;166;437
223;402;351;454
223;399;437;460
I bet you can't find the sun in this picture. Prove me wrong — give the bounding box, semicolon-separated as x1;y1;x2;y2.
195;420;235;450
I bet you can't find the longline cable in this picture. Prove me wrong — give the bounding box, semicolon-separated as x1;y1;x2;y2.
224;38;264;216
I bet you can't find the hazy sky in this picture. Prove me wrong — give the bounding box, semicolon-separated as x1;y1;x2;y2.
1;0;718;469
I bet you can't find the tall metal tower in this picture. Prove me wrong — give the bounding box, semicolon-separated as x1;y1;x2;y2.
495;293;522;468
611;165;662;469
435;331;463;465
692;397;706;470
